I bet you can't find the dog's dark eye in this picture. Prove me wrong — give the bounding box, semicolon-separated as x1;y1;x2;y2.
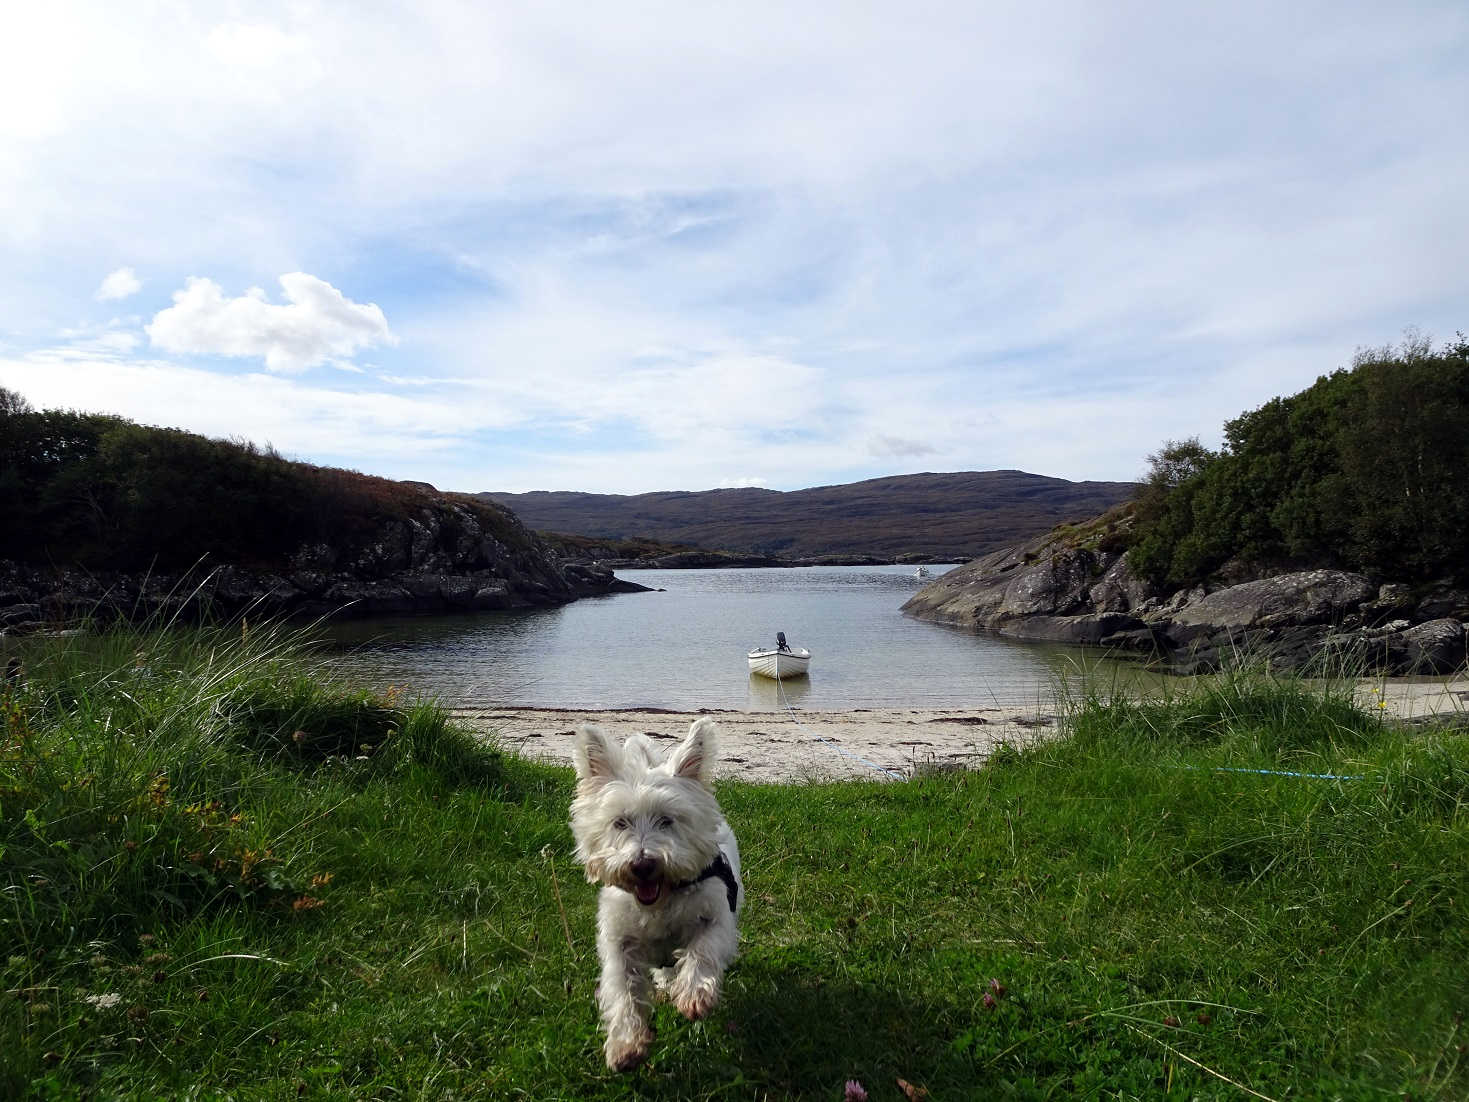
655;815;674;829
613;817;630;831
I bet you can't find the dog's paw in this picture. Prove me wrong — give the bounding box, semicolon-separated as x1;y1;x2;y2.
672;980;719;1021
604;1035;651;1073
669;959;721;1020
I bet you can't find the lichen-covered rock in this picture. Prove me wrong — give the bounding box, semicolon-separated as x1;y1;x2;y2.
900;543;1119;630
472;582;514;610
998;612;1148;645
407;517;436;566
1371;618;1468;674
1164;571;1375;644
1087;554;1155;613
1360;583;1415;626
438;577;478;607
290;543;337;572
1399;618;1467;672
998;550;1098;617
0;603;41;628
903;525;1465;675
1416;584;1469;621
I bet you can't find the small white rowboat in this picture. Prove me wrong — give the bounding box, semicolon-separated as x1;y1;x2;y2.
747;632;811;679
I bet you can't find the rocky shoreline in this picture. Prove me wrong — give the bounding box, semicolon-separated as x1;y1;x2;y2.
901;535;1469;676
0;496;648;633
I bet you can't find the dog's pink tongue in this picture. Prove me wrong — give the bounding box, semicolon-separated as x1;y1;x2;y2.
635;880;662;905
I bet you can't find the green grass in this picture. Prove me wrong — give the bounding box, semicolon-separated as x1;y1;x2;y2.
2;626;1466;1099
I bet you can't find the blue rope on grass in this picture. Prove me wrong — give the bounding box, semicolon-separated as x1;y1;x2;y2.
1176;765;1366;781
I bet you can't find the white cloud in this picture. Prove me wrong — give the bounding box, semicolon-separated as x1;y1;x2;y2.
0;353;482;465
66;329;141;356
717;477;770;488
95;267;141;301
53;318;143;357
145;274;396;373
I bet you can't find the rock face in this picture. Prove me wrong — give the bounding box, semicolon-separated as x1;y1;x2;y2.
0;495;648;631
901;532;1468;676
1165;572;1377;641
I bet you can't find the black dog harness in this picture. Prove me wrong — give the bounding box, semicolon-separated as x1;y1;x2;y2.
674;851;740;913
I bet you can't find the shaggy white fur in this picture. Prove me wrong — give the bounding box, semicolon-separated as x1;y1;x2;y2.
570;718;743;1072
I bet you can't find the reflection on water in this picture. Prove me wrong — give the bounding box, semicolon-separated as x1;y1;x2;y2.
324;565;1140;711
744;671;812;711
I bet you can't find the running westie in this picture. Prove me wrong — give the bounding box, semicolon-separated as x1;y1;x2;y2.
570;718;743;1072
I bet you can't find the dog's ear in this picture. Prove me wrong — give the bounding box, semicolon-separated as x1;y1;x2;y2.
573;725;621;785
667;717;717;786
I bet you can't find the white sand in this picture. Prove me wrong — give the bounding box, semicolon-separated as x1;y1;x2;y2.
450;678;1467;784
1352;677;1469;723
449;705;1059;783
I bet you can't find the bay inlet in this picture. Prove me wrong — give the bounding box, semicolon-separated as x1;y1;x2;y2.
325;564;1135;712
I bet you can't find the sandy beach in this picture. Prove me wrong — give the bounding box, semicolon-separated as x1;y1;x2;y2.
450;704;1061;783
449;677;1469;784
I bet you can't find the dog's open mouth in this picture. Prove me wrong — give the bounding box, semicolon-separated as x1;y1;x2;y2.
633;879;663;906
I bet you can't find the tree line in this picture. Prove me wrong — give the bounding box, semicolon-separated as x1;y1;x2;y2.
0;389;504;571
1128;332;1469;588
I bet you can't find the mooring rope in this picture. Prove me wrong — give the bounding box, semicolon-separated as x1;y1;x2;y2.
773;670;907;781
1175;765;1365;781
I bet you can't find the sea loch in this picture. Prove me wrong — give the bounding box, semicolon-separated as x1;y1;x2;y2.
326;564;1122;712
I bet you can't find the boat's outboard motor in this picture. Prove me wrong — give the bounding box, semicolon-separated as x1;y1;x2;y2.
776;631;790;653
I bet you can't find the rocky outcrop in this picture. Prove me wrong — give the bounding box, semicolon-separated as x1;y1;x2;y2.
1165;572;1377;642
900;542;1152;651
901;531;1468;675
0;495;648;631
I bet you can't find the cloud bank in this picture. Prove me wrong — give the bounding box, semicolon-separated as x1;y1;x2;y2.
1;2;1466;494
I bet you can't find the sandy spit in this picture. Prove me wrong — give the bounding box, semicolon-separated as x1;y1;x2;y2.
448;679;1467;784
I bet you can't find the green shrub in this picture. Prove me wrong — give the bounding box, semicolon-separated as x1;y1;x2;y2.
0;396;528;573
1128;331;1469;588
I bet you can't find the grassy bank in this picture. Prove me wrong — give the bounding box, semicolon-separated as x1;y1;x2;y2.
2;627;1465;1099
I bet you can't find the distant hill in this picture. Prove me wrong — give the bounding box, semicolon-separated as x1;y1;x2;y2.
480;471;1139;561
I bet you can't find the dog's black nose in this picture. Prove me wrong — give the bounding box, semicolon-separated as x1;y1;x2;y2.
631;856;657;881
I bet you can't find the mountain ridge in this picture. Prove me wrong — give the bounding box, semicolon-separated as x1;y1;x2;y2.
480;470;1138;561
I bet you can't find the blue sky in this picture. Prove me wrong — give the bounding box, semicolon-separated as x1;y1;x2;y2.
2;1;1466;494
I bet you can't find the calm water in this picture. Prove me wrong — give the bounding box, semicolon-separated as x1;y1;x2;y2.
325;565;1124;711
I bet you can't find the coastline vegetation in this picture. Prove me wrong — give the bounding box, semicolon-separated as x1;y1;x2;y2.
3;623;1465;1099
1128;332;1469;589
0;387;526;572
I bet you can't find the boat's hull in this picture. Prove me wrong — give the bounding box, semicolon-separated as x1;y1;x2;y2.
747;648;811;679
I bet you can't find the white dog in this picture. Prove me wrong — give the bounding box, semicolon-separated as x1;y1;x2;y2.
570;718;743;1072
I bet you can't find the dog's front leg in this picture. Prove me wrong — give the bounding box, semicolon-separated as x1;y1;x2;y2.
668;914;737;1021
596;907;654;1071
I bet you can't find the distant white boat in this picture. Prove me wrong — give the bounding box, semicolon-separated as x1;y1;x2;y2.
914;565;930;578
748;631;811;679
